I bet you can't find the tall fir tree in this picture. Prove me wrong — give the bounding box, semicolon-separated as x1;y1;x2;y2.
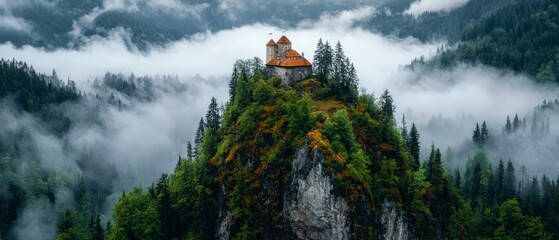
496;159;505;202
379;89;395;121
400;114;410;145
229;65;239;103
408;123;420;171
194;117;205;157
473;123;481;145
504;116;512;134
187;141;193;161
481;121;489;145
312;39;333;83
503;159;516;200
513;114;520;132
90;213;104;240
205;97;221;136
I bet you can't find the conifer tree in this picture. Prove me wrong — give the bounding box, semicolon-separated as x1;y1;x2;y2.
379;89;395;120
454;168;461;189
426;147;444;187
400;114;409;144
496;159;505;202
473;123;481;144
90;213;104;240
513;114;520;132
408;123;420;171
187;141;193;161
481;121;489;144
229;65;239;103
504;116;512;133
205;97;221;136
312;39;333;83
156;174;178;239
503;159;516;200
333;41;347;90
194;118;205;157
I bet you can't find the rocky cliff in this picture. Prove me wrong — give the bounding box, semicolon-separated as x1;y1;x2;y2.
284;139;350;240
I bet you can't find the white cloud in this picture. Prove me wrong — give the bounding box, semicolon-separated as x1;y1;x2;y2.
404;0;470;17
0;15;32;32
1;6;557;180
297;6;376;30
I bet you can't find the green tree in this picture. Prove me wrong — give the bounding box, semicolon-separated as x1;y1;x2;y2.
481;121;489;145
503;160;516;200
90;213;104;240
205;97;221;136
473;123;481;145
194;118;205;158
155;174;177;239
379;89;395;121
408;123;420;171
504;116;512;134
496;159;505;202
313;39;333;84
400;115;409;144
187;141;193;161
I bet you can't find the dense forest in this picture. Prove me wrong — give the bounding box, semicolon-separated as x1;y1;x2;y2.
46;41;556;239
416;0;559;82
2;0;559;239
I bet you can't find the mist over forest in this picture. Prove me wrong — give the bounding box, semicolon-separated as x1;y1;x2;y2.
1;0;559;239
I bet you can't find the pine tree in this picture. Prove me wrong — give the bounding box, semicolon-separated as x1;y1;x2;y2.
332;41;347;92
496;159;505;202
401;114;409;145
471;163;482;206
229;65;239;103
312;39;333;83
473;123;481;144
379;89;395;120
427;146;444;187
156;174;178;239
194;118;205;157
513;114;520;132
481;121;489;145
90;213;105;240
454;168;461;190
525;176;541;216
504;116;512;134
187;141;193;161
408;123;420;171
205;97;220;136
503;159;516;200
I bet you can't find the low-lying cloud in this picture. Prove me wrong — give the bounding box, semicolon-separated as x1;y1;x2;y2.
404;0;470;17
0;4;558;211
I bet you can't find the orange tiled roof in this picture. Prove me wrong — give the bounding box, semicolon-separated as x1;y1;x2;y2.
266;59;279;66
285;49;301;58
266;58;312;67
280;58;312;67
277;35;291;44
266;39;276;46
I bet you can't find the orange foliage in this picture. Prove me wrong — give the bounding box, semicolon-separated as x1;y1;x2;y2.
225;145;239;163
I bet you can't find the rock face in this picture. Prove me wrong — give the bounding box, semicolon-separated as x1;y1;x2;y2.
379;200;412;240
283;139;350;240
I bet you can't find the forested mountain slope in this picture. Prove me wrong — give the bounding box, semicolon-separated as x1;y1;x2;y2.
100;42;556;239
427;0;559;82
369;0;513;42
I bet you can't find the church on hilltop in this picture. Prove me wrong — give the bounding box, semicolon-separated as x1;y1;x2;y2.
265;35;312;86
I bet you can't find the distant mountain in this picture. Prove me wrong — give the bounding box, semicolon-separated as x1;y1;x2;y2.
368;0;514;42
428;0;559;83
0;0;370;50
